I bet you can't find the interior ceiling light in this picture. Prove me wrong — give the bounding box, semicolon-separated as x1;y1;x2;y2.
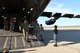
23;8;25;10
28;11;30;13
30;8;33;11
2;15;4;17
3;7;5;9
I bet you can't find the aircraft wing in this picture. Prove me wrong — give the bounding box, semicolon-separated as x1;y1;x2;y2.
40;12;80;18
40;12;80;25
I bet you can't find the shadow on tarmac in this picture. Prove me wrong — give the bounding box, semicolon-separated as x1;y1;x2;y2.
42;29;80;46
1;29;80;52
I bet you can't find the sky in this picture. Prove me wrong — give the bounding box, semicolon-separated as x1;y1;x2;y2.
37;0;80;26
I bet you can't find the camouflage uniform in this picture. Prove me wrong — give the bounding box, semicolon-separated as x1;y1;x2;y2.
22;19;29;40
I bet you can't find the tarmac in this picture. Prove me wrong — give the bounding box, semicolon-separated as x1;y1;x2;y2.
9;28;80;53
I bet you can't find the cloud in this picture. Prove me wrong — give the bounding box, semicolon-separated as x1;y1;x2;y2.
44;2;80;15
44;2;64;12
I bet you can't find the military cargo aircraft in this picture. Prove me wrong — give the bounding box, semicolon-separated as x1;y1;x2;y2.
0;0;80;29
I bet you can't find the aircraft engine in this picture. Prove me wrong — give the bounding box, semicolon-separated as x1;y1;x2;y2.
45;19;56;25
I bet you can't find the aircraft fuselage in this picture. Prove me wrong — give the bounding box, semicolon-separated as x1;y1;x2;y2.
0;0;51;23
